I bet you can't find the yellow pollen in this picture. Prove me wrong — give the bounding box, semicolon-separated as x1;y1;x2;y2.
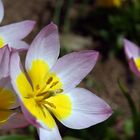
46;77;53;85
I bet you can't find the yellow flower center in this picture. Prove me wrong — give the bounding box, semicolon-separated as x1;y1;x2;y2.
16;60;72;129
24;75;63;110
0;87;16;124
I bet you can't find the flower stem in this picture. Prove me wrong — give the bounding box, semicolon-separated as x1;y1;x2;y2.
63;0;74;33
53;0;64;26
118;79;140;139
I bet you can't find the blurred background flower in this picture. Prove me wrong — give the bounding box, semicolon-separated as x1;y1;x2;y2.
96;0;123;8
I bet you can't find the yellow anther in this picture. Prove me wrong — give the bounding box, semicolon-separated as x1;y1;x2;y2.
50;81;59;88
36;84;40;90
43;101;56;109
55;89;63;93
46;77;53;85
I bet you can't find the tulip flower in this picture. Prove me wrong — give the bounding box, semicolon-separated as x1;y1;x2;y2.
124;39;140;77
0;0;35;50
0;45;28;129
10;23;112;140
0;76;28;130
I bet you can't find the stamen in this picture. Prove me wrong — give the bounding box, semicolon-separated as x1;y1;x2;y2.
40;92;50;100
36;84;40;90
55;89;63;93
43;101;56;109
50;81;59;88
37;77;53;94
36;91;55;101
35;102;47;118
40;104;47;117
46;77;53;85
36;91;48;97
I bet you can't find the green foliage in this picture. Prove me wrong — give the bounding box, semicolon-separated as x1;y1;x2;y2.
63;136;81;140
99;0;140;56
0;135;34;140
124;119;133;138
118;79;140;140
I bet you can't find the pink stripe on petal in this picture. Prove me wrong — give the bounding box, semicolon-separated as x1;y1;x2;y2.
0;0;4;23
0;20;36;41
0;45;7;65
0;45;11;79
124;39;140;59
51;50;99;92
58;88;112;129
9;40;29;51
0;76;9;88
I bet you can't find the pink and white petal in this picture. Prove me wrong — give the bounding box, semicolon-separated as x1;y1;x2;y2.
10;53;52;130
8;40;29;51
0;76;9;88
10;52;31;99
59;88;112;129
0;112;29;129
10;53;22;88
25;22;60;71
0;20;36;41
0;0;4;23
51;50;99;92
0;45;8;68
128;58;140;77
19;100;42;128
124;39;140;59
10;54;35;126
0;47;5;64
0;45;11;79
18;94;51;130
38;126;62;140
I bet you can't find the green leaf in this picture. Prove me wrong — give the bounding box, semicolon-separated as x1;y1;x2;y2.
124;119;133;137
0;135;34;140
117;79;137;117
